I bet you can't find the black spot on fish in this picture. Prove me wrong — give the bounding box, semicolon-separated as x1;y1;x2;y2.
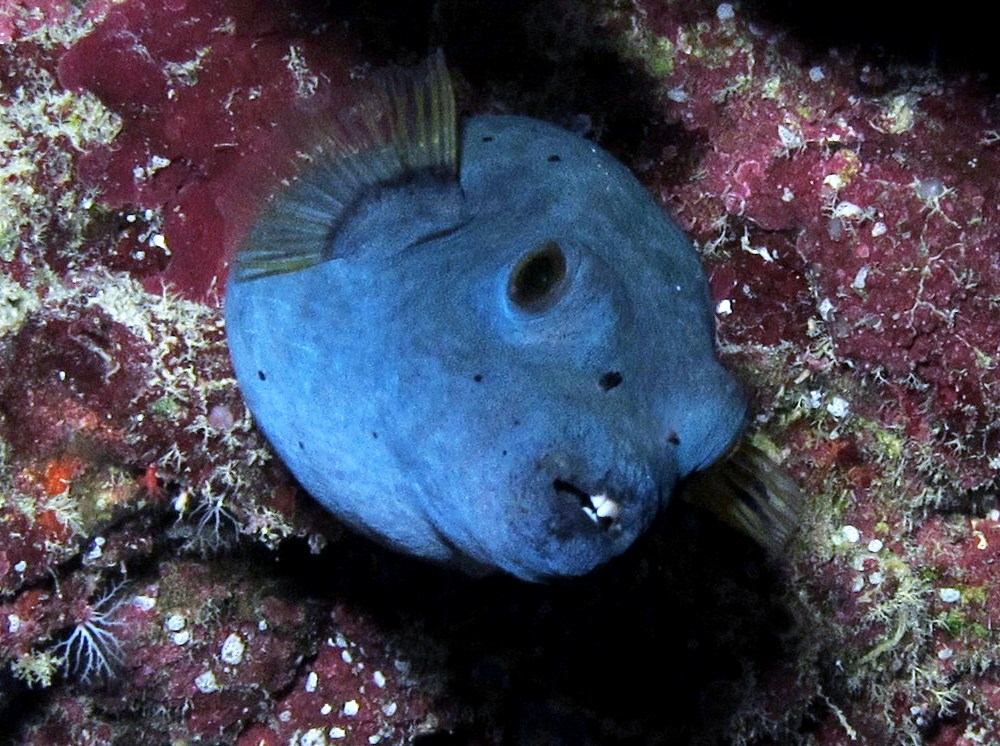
599;371;623;391
548;154;561;162
372;431;379;439
473;373;483;383
257;370;266;381
481;135;494;142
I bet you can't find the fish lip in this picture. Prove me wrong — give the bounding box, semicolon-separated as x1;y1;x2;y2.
552;478;622;530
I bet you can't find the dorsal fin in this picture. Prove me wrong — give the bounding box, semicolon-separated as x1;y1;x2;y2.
377;49;458;179
232;50;458;281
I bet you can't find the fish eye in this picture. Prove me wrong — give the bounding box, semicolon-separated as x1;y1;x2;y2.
507;241;567;312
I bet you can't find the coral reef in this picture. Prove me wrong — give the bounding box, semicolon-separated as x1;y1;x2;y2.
1;0;999;744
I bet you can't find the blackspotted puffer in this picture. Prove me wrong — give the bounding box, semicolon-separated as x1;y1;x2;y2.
224;53;748;581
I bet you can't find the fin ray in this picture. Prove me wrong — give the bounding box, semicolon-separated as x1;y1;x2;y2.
683;440;804;553
233;50;458;282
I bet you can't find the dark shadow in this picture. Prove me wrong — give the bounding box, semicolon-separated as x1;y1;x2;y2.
273;498;802;745
0;671;39;743
743;0;1000;83
287;0;708;186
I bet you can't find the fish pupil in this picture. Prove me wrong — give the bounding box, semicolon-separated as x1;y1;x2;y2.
508;241;567;311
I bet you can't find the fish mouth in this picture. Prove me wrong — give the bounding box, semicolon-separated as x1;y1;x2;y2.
552;478;622;530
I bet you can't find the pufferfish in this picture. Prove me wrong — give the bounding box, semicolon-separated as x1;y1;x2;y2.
225;52;795;581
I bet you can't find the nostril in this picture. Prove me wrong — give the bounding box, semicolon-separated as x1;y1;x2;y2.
598;371;623;391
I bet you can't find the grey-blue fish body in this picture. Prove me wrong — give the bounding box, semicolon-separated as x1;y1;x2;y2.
225;57;746;581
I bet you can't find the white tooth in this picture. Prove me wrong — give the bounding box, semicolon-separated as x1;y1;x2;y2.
592;494;620;520
583;493;621;522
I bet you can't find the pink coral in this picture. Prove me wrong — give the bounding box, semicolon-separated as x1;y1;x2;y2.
3;0;1000;744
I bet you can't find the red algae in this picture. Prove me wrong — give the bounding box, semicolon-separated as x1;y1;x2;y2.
2;0;1000;744
56;0;362;299
235;602;443;746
